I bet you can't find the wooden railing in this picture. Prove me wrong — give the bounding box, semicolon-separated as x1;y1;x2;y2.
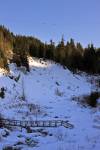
0;119;74;129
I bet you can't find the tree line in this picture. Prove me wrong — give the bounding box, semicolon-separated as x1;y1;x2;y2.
0;25;100;74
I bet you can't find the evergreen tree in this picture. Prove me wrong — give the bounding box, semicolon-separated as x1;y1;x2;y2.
83;44;96;73
55;36;65;64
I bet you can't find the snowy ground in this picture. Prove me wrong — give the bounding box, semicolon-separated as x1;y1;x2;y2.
0;57;100;150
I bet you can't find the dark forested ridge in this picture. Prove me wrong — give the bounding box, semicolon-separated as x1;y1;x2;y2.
0;25;100;74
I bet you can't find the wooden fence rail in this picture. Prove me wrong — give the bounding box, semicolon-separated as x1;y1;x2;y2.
0;119;74;129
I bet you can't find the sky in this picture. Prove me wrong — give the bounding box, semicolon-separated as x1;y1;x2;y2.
0;0;100;47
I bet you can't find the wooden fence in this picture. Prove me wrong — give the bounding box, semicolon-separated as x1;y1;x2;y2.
0;119;74;129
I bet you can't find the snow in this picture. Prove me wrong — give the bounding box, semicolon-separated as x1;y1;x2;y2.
0;57;100;150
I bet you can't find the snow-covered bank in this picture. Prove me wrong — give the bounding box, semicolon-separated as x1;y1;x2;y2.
0;57;100;150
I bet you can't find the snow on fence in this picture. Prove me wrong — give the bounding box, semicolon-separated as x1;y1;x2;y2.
0;119;74;129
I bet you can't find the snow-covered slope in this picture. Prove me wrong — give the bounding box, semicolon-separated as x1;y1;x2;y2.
0;57;100;150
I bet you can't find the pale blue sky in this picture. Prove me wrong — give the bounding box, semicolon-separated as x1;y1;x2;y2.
0;0;100;47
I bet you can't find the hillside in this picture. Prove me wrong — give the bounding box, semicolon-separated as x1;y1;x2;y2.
0;25;100;74
0;57;100;150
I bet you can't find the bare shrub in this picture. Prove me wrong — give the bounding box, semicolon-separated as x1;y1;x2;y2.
55;88;64;97
25;137;38;147
0;113;4;128
0;87;5;99
87;92;99;107
21;78;26;101
72;91;100;108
